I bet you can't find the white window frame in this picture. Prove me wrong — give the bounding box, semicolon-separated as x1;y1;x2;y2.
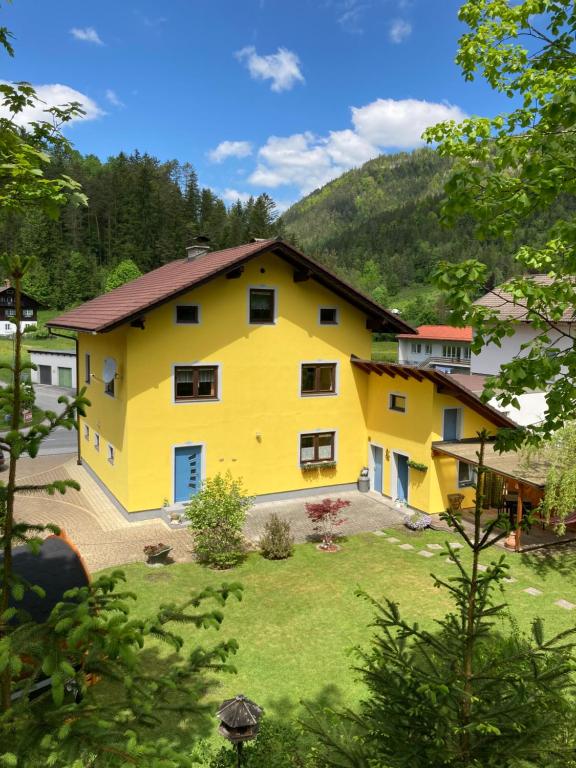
247;285;278;325
171;362;222;404
299;360;339;398
318;306;339;326
442;407;462;440
425;343;433;355
107;444;115;465
297;428;338;467
411;342;421;354
389;392;407;414
83;423;90;441
458;461;476;488
94;433;100;451
174;303;201;325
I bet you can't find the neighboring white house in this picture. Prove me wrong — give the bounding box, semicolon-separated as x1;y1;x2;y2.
397;325;473;374
450;374;548;427
471;275;573;376
29;349;76;389
0;284;41;337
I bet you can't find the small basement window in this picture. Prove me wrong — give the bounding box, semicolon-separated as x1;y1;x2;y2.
389;394;406;413
319;307;338;325
107;444;115;465
249;288;275;324
301;363;336;395
174;365;218;401
94;433;100;451
176;305;199;324
458;462;476;488
300;431;336;464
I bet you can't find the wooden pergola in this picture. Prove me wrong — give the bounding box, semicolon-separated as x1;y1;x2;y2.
432;439;549;551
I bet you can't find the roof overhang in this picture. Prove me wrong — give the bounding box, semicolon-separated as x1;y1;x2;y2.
431;439;547;490
47;239;416;336
351;355;518;430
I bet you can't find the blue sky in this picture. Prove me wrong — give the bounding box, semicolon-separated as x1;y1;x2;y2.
2;0;509;210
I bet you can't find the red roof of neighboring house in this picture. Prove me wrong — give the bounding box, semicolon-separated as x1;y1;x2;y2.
47;239;415;335
396;325;473;342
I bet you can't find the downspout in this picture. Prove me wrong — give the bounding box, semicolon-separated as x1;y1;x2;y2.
48;329;81;465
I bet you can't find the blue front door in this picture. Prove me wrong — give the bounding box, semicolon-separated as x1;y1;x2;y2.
174;446;202;503
396;454;409;502
372;445;383;493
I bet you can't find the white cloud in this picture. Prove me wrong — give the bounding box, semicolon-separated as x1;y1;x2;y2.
248;97;467;195
351;98;465;148
221;188;252;204
208;140;253;163
105;89;124;107
337;0;369;34
70;27;103;45
0;82;104;126
389;18;412;43
235;46;304;92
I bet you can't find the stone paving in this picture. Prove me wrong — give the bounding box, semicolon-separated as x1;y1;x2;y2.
13;454;191;572
12;457;408;572
246;490;406;544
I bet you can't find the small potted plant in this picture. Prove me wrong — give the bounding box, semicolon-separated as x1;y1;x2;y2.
143;542;173;564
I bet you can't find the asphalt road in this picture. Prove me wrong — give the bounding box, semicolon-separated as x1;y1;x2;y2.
33;385;77;456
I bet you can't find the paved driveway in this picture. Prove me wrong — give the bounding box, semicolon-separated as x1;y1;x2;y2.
11;452;407;572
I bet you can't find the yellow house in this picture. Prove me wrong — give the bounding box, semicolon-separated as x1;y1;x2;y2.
47;238;514;515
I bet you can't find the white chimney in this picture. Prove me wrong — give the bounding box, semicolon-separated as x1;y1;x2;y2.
186;236;211;261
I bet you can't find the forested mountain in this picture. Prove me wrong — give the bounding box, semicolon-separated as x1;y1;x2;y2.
0;150;280;309
281;148;576;324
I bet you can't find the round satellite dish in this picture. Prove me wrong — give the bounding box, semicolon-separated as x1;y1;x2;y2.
103;357;117;384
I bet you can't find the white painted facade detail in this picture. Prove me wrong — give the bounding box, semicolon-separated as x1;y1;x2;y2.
29;349;77;389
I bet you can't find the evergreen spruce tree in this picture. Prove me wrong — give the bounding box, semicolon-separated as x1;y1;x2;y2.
307;432;576;768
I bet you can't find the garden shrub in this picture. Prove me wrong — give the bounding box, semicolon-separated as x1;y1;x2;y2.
260;514;294;560
186;472;253;569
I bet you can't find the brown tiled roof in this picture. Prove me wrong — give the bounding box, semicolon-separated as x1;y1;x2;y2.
474;275;576;322
47;239;415;335
350;356;517;430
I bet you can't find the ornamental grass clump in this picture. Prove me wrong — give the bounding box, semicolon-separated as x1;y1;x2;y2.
260;514;294;560
186;472;253;569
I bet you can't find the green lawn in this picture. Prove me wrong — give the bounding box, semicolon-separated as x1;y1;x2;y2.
101;530;576;721
0;310;75;383
371;339;398;362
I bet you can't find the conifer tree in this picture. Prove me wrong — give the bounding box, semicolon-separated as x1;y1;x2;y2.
307;432;576;767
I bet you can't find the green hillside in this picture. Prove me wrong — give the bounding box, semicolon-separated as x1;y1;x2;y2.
281;148;575;325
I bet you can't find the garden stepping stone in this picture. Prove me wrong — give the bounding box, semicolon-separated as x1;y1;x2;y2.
427;543;443;550
446;557;457;564
448;542;464;549
477;564;488;572
399;543;415;550
503;577;516;584
555;599;576;610
523;587;543;597
418;550;434;558
386;537;401;544
373;531;387;536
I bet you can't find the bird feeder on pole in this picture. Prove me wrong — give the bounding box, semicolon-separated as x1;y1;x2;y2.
216;694;263;767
